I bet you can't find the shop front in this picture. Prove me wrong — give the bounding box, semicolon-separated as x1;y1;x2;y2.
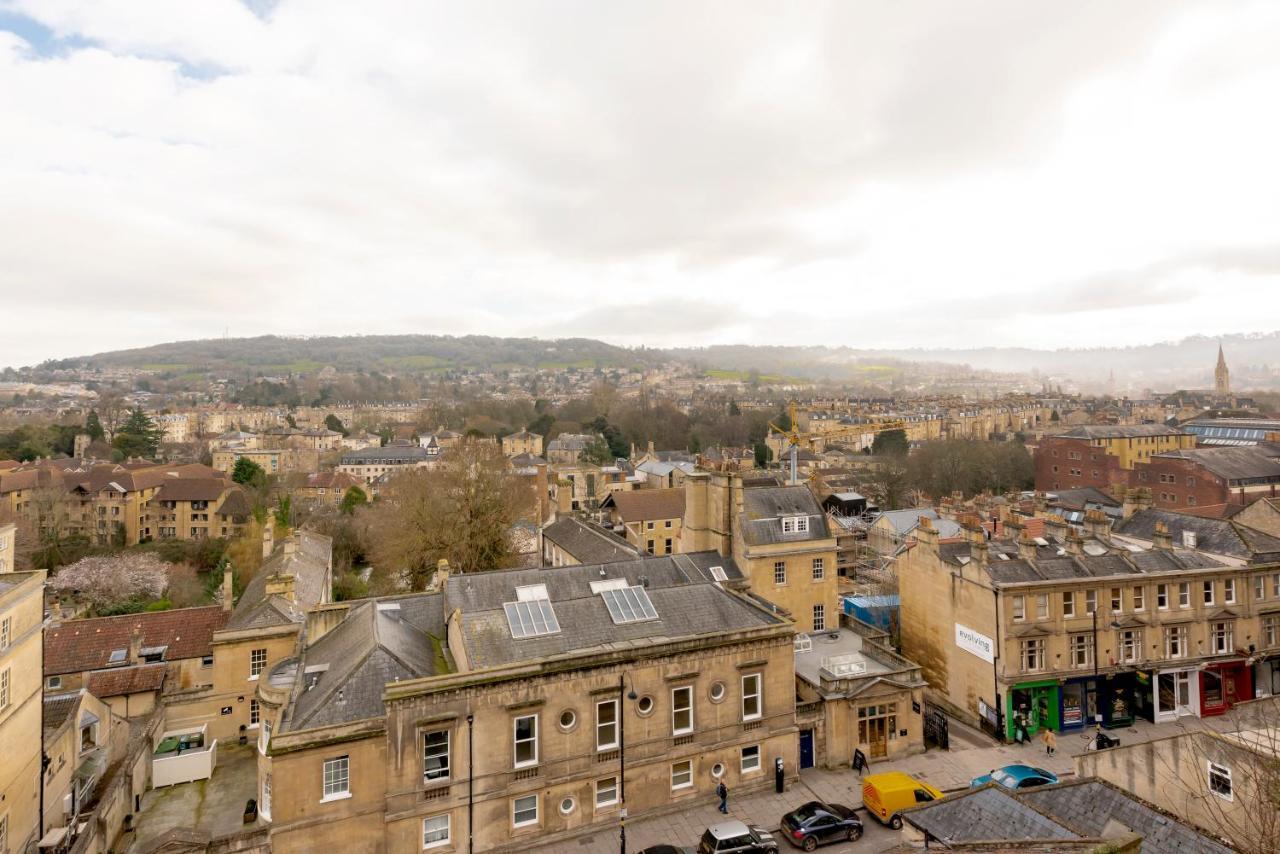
1155;667;1199;722
1060;677;1100;730
1201;660;1252;716
1254;655;1280;699
1099;670;1153;728
1006;680;1060;742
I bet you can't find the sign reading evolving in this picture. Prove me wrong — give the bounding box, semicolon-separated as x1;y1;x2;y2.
955;623;994;663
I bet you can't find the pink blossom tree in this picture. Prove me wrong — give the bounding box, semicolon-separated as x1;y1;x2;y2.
50;553;169;611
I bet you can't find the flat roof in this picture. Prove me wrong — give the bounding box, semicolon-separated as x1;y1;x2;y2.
793;628;892;687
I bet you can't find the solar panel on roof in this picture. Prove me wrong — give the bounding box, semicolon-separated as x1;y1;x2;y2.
504;599;561;638
600;585;659;624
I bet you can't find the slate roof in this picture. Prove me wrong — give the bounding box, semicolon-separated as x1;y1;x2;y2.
226;532;332;630
542;517;639;564
603;488;686;523
1153;446;1280;484
339;446;430;464
903;780;1231;853
86;662;167;698
1019;780;1233;854
286;595;443;730
739;487;831;546
1056;425;1188;439
45;606;228;676
902;785;1078;843
1115;509;1280;563
445;554;777;670
1046;487;1120;510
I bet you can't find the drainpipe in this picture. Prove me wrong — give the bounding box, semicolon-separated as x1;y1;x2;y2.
992;588;1003;740
467;713;474;854
619;674;626;854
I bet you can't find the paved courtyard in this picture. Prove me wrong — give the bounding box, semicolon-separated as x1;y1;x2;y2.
533;712;1228;853
125;742;262;853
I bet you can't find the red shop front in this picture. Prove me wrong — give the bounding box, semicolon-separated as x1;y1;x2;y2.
1200;660;1252;716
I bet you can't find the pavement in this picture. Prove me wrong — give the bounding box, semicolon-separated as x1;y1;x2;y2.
124;742;262;853
535;712;1225;853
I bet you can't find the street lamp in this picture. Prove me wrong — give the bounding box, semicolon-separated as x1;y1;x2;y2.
620;675;637;854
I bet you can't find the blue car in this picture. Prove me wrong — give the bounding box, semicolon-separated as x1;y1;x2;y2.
970;764;1060;790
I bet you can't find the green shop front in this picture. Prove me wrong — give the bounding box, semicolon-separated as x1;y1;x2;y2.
1005;679;1060;742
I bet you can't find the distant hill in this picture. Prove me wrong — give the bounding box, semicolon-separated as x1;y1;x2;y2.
29;330;1280;391
669;331;1280;390
42;335;659;375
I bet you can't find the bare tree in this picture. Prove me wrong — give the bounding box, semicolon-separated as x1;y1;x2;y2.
1147;698;1280;854
366;439;533;590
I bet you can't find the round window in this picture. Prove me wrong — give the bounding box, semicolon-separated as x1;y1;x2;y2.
559;797;576;816
711;763;726;779
636;695;655;716
559;709;577;731
709;682;727;703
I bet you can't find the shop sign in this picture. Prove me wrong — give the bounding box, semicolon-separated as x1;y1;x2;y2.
955;623;994;663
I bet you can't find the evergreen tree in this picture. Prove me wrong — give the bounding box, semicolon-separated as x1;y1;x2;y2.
112;407;163;459
85;410;105;441
231;456;267;488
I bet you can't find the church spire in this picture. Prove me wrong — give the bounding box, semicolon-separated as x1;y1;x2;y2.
1215;341;1230;396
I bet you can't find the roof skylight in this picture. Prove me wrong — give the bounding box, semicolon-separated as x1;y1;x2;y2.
600;585;659;624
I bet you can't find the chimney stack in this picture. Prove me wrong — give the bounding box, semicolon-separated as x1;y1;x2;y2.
435;558;451;590
915;515;940;553
1122;487;1153;521
1044;514;1069;543
1084;508;1111;541
1152;521;1173;551
50;599;63;625
222;562;235;612
265;572;296;602
1016;526;1038;562
284;537;297;559
129;625;144;664
1065;528;1085;556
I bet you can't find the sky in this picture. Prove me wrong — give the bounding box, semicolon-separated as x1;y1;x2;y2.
3;1;1280;369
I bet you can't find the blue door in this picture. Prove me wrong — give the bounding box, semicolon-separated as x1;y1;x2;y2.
799;729;814;769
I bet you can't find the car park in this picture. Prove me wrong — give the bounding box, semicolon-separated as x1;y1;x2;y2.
780;800;863;850
969;764;1060;790
697;819;779;853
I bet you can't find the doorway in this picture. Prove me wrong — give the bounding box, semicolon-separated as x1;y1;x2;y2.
799;729;814;769
858;703;895;758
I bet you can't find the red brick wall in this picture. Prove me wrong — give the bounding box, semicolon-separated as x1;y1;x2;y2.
1034;437;1121;492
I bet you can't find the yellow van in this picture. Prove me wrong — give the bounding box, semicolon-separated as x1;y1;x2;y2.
860;772;944;829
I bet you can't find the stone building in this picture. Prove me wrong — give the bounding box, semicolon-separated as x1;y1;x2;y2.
600;488;686;555
256;554;797;853
502;430;544;459
899;511;1280;741
0;570;47;854
732;487;840;634
1034;424;1196;493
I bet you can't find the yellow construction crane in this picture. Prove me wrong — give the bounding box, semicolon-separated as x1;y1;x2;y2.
768;400;813;485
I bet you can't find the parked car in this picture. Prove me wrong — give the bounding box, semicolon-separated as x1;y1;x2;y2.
780;801;863;849
638;847;695;854
697;820;779;853
860;772;944;830
970;764;1060;790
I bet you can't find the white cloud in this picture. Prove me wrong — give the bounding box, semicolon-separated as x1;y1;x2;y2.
1;0;1278;366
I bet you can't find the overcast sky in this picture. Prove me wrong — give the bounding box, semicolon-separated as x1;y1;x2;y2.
3;1;1280;368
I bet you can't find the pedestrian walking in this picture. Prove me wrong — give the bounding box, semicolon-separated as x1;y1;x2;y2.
716;780;729;813
1041;727;1057;756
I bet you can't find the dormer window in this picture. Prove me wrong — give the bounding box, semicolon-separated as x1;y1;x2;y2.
781;516;809;534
